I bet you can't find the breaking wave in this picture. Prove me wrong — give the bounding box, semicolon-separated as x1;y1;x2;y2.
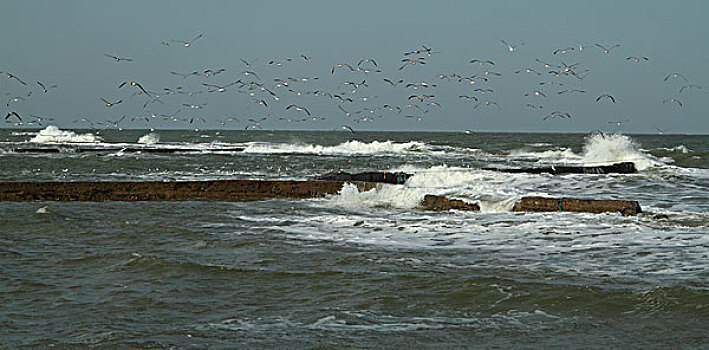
242;140;431;156
581;133;658;170
29;125;103;143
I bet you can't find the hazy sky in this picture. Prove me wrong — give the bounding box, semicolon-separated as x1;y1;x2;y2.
1;0;708;134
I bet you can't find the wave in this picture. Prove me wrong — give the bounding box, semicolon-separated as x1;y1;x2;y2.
242;140;433;156
137;132;160;144
29;125;103;143
581;133;659;170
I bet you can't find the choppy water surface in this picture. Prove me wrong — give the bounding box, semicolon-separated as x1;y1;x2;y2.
1;127;707;348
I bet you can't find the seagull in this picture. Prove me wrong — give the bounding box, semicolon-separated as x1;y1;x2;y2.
596;94;616;103
2;71;27;85
37;81;58;92
595;43;620;54
340;124;356;133
664;73;688;82
515;68;541;76
239;58;252;66
663;98;683;107
220;116;240;126
358;58;378;67
404;115;424;122
182;103;206;109
332;63;355;74
679;84;702;93
525;90;547;98
252;99;268;107
626;56;649;63
118;81;151;96
142;98;163;109
100;97;123;107
501;39;524;52
553;47;575;55
408;94;434;102
103;115;126;130
5;111;21;121
241;70;261;80
202;82;237;93
458;95;478;102
285;104;311;116
544;111;572;120
470;59;495;66
6;96;25;107
104;53;132;62
171;33;203;47
475;100;501;110
268;58;292;66
170;71;199;80
525;103;543;110
654;126;670;135
399;57;425;70
383;78;404;87
300;53;311;61
189;116;207;124
557;89;586;94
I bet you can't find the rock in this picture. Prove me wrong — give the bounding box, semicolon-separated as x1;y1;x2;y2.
0;180;378;202
421;195;480;211
484;162;637;175
316;171;411;184
513;196;641;215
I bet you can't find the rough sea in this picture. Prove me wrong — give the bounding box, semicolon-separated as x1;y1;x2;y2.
1;126;707;349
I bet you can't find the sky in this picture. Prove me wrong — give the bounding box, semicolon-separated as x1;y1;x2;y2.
1;0;708;134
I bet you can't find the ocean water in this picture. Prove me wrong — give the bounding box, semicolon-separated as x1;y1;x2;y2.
0;127;707;349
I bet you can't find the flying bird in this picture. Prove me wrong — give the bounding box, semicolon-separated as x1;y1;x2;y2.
286;104;311;116
663;98;683;107
332;63;355;74
475;100;501;110
100;97;123;107
501;39;524;52
5;111;22;121
679;84;702;93
104;53;133;62
596;94;616;103
664;73;688;82
358;58;378;67
595;43;620;54
2;71;27;85
626;56;649;63
171;33;203;47
118;81;151;96
470;59;495;66
37;81;58;92
340;125;356;133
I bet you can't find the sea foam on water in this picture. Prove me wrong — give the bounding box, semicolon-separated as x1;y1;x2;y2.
29;125;103;143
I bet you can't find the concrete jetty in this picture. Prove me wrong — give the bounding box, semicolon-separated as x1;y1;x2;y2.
0;180;642;215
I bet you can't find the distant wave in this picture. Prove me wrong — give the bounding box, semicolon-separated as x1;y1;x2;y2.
241;140;432;156
29;125;103;143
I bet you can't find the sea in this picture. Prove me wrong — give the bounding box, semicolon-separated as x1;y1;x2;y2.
0;126;707;349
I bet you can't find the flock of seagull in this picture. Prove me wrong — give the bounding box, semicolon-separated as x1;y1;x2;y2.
1;34;703;133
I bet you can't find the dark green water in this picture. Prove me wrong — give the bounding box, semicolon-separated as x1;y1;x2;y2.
1;129;707;348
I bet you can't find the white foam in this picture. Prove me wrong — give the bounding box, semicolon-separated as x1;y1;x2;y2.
29;125;103;143
581;133;658;170
137;132;160;144
330;183;428;209
242;140;430;156
328;167;524;213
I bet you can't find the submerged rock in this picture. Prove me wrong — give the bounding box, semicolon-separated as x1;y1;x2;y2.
421;195;480;211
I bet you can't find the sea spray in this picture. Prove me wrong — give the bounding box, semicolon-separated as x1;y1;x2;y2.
29;125;103;143
138;132;160;144
243;140;429;155
581;133;657;170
